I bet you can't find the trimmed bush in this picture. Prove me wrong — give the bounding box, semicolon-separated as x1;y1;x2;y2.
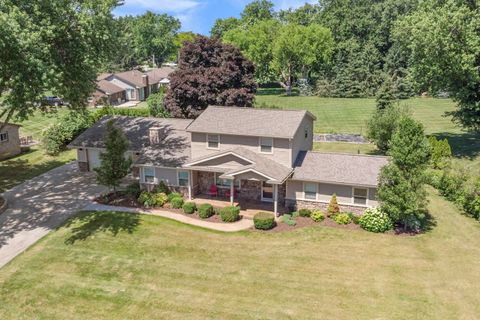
125;182;141;198
167;192;183;202
253;212;276;230
183;202;196;214
171;196;184;209
359;207;393;233
138;191;155;208
220;206;241;222
334;213;352;225
327;194;340;216
153;192;168;207
282;214;297;226
198;203;214;219
298;208;312;217
347;212;360;224
311;210;325;222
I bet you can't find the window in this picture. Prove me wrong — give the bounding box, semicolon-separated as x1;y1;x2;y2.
353;188;368;205
0;132;8;142
207;134;220;149
143;167;155;183
259;137;273;153
304;127;309;139
304;183;317;200
178;171;189;187
215;173;240;188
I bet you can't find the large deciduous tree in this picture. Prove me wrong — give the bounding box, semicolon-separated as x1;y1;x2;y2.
393;0;480;131
163;37;257;118
0;0;119;127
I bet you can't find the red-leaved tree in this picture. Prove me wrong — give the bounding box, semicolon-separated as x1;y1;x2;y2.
163;36;257;118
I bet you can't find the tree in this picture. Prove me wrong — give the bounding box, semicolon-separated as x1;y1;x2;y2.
0;0;118;127
147;91;170;118
131;11;180;66
94;120;132;193
278;3;321;26
210;17;240;38
367;104;410;153
240;0;274;26
378;116;431;231
163;37;256;118
393;0;480;131
327;194;340;216
272;24;334;95
428;136;452;169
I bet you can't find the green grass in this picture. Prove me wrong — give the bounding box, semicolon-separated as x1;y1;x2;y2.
15;109;70;140
0;191;479;319
313;141;379;155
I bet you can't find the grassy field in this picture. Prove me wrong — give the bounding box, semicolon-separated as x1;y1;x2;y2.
0;191;479;319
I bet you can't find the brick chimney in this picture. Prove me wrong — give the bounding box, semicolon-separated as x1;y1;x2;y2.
149;127;161;145
142;74;149;97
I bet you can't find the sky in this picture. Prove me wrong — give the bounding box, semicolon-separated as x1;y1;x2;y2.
113;0;318;35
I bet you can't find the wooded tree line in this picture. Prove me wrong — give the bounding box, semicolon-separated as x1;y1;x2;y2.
214;0;479;130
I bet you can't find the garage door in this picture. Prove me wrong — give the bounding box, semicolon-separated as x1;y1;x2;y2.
87;149;102;171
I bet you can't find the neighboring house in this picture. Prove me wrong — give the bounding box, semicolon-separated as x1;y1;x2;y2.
104;70;149;101
146;67;175;93
0;123;21;160
91;79;127;106
68;106;388;215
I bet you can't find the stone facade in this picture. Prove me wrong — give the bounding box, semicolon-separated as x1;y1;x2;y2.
238;180;261;201
285;199;367;215
197;171;215;195
78;161;89;172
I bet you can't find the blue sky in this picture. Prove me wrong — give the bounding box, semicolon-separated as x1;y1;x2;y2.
113;0;318;35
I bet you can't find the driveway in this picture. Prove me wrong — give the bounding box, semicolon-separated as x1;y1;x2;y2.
0;162;106;268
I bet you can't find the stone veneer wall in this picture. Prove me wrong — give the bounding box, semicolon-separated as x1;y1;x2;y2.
197;171;215;195
78;161;89;172
238;180;261;201
285;199;367;215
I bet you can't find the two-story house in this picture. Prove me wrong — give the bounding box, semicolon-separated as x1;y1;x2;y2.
69;106;388;215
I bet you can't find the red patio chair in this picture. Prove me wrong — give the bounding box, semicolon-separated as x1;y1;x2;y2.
225;188;238;198
208;184;218;197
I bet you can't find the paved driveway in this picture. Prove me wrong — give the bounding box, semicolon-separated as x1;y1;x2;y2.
0;162;106;268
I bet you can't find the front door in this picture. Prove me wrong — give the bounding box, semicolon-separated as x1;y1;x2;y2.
261;181;273;202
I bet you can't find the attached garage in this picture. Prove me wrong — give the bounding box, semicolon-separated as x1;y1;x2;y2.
87;149;102;171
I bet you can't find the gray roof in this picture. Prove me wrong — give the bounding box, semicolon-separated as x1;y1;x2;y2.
292;151;389;187
147;67;175;84
68;116;193;152
184;147;293;183
97;80;124;95
186;106;316;139
114;70;146;87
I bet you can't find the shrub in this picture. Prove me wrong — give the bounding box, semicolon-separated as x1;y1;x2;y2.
138;191;155;208
327;194;340;216
167;192;183;202
311;210;325;222
253;212;276;230
346;212;360;224
438;170;466;202
334;213;352;225
282;214;297;226
125;182;141;198
298;208;312;217
428;136;452;169
171;196;184;209
147;92;170;117
198;203;214;219
157;181;170;194
220;206;241;222
183;202;196;214
91;106;150;122
153;192;168;207
359;207;393;233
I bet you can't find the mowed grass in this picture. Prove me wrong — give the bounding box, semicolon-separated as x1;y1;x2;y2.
255;94;460;135
0;191;479;319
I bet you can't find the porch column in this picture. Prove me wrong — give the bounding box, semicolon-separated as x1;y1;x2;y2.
188;170;192;201
273;184;278;217
230;179;234;205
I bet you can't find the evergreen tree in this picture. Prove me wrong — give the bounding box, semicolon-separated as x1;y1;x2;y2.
327;194;340;216
94;120;132;193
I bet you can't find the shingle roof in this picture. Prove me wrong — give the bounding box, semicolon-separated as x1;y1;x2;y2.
292;151;389;187
184;147;293;183
186;106;316;139
97;80;124;95
68;116;193;151
97;73;112;81
134;130;191;167
147;67;175;84
114;70;147;87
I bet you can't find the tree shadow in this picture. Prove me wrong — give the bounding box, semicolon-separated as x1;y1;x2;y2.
431;131;480;159
63;211;140;245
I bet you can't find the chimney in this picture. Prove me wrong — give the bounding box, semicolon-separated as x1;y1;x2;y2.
142;74;149;87
149;127;161;145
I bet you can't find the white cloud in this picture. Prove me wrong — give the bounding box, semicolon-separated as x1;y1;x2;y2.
122;0;201;12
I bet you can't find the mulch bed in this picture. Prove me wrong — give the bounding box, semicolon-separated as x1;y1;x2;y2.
262;216;362;233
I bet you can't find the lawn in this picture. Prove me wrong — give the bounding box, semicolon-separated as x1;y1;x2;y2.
0;191;479;319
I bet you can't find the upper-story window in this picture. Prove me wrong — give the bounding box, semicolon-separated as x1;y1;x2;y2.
259;137;273;153
207;134;220;149
0;132;8;142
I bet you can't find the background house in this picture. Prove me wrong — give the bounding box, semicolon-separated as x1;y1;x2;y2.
0;123;21;160
146;67;175;93
91;79;127;106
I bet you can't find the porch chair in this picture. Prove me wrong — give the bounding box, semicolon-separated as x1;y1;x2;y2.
225;188;238;198
208;184;218;197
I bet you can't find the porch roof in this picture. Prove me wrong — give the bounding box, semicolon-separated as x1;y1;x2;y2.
183;147;293;183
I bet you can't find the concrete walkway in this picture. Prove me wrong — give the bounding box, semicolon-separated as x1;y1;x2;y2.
0;162;106;268
84;203;254;232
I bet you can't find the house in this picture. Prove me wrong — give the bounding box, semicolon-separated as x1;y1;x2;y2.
103;70;149;101
0;123;21;160
68;106;388;215
90;79;127;106
146;67;175;93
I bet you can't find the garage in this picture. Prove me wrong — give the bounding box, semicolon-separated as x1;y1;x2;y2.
87;149;102;171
